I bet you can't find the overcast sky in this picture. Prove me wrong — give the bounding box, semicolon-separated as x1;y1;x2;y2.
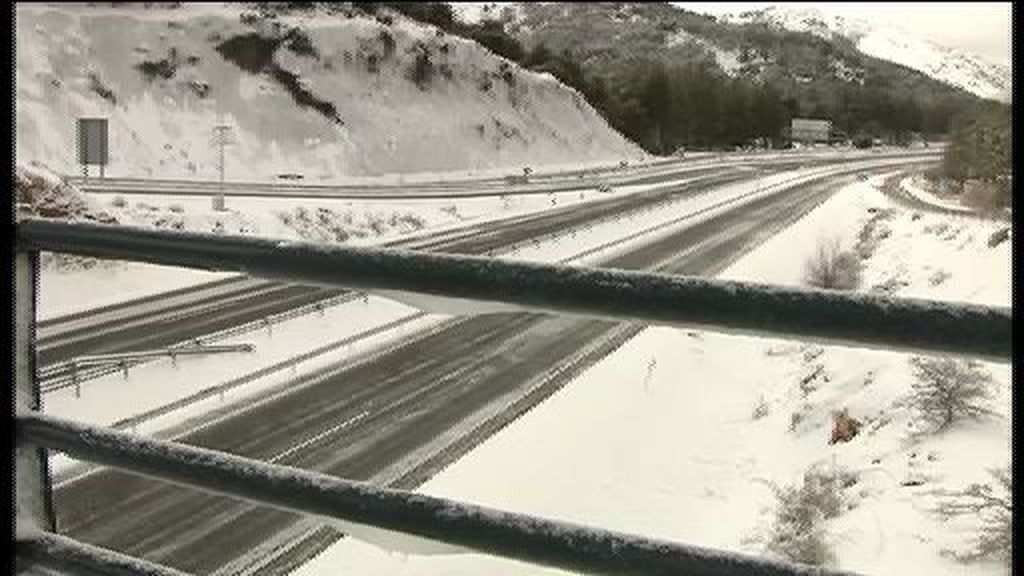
673;2;1012;66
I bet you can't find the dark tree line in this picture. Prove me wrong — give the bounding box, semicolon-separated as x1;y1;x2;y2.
345;3;974;153
594;60;789;153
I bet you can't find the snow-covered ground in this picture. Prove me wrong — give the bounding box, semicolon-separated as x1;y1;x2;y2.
33;150;933;319
290;172;1011;575
43;160;890;476
46;296;447;478
35;170;615;319
15;3;640;181
899;175;973;214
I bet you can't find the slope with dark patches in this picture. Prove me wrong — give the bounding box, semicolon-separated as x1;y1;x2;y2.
215;31;342;125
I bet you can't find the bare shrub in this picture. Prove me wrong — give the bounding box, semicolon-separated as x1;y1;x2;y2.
933;467;1011;566
928;269;951;286
908;356;997;433
798;363;827;397
961;180;1005;214
789;404;811;433
752;395;770;420
762;465;858;566
804;239;861;290
854;209;894;260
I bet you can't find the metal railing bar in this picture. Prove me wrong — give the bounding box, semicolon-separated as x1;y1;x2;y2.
19;412;857;576
17;220;1012;361
69;344;255;365
14;250;56;539
16;531;190;576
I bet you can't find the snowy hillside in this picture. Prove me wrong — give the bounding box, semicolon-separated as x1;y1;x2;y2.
725;6;1011;103
15;3;640;181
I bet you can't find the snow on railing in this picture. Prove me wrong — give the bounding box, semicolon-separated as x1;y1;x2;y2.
17;219;1012;361
14;217;1007;575
40;343;256;396
17;412;856;576
17;531;189;576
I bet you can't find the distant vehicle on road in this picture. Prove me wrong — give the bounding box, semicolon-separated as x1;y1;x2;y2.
597;182;614;193
852;136;873;149
505;174;529;185
277;173;304;181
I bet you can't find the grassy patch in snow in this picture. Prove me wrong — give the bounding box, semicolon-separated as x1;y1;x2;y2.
276;206;427;243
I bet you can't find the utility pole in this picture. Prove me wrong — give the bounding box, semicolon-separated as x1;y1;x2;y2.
210;123;236;211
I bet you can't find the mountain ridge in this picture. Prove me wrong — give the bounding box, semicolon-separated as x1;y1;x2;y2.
723;6;1011;103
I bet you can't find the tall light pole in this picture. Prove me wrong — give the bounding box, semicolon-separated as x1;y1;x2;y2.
210;123;236;211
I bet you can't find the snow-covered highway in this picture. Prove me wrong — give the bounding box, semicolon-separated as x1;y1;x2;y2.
45;152;941;575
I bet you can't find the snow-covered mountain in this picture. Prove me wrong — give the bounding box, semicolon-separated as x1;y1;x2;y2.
724;6;1011;103
15;3;640;181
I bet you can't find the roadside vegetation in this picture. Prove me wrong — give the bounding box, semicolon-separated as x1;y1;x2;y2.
940;102;1012;211
754;464;859;566
906;356;998;433
804;238;861;290
932;466;1012;568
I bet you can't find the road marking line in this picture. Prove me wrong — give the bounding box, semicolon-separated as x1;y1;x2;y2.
267;411;370;465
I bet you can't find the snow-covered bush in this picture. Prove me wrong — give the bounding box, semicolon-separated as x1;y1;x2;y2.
908;356;997;433
167;203;185;214
934;466;1011;567
804;238;861;290
751;395;770;420
277;207;425;243
961;180;1006;214
111;195;127;208
15;165;116;223
854;208;894;260
761;465;858;566
788;403;812;433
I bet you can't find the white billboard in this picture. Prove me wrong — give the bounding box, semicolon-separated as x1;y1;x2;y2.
790;118;831;142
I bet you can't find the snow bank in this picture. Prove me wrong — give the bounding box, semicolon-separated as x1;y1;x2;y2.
899;176;972;213
291;172;1011;575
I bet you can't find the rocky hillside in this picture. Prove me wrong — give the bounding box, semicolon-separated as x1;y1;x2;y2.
15;3;641;181
725;6;1011;104
501;3;980;112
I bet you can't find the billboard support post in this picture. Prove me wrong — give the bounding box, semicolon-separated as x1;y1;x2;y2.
210;124;235;212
